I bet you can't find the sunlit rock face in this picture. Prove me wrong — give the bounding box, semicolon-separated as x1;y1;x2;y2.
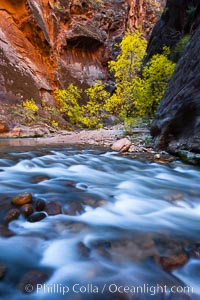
0;0;162;112
150;0;200;153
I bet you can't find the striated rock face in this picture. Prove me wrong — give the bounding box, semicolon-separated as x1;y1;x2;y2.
0;0;162;123
127;0;165;38
146;0;200;60
151;0;200;153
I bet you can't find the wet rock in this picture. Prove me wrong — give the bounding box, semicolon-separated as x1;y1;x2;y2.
11;193;32;206
35;199;46;211
154;235;189;271
0;121;9;133
27;212;47;223
91;240;111;259
20;204;34;217
33;176;50;183
0;225;14;237
77;242;91;258
4;208;20;224
63;202;84;216
165;192;184;202
110;235;157;263
0;263;7;279
44;201;62;216
82;198;96;206
160;251;188;272
111;138;132;152
91;240;111;249
18;270;48;293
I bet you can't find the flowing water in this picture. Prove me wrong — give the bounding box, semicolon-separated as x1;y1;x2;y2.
0;143;200;300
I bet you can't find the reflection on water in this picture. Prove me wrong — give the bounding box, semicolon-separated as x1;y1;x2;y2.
0;144;200;299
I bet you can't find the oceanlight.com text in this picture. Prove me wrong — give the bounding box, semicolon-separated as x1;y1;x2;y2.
24;282;194;296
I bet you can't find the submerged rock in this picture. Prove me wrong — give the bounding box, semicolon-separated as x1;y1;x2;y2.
160;252;188;272
4;209;20;224
77;242;91;258
44;201;62;216
0;263;7;280
18;270;48;293
63;202;84;216
0;225;14;237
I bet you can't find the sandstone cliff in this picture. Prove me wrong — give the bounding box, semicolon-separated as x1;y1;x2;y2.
0;0;162;125
150;0;200;154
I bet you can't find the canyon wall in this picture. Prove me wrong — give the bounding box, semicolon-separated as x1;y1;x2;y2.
150;0;200;153
0;0;163;121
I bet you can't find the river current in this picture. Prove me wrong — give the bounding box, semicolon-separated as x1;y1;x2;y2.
0;144;200;300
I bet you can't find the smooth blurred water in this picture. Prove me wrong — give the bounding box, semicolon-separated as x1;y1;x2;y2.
0;144;200;300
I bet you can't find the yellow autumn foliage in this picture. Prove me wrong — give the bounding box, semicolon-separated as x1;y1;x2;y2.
54;31;176;128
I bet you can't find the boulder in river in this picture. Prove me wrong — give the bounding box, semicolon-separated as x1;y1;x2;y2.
111;138;132;152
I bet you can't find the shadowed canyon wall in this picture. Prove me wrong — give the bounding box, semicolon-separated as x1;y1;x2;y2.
150;0;200;154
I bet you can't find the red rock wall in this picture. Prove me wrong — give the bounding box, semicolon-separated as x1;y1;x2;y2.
0;0;164;110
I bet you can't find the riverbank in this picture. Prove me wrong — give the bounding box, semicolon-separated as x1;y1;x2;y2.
0;123;175;164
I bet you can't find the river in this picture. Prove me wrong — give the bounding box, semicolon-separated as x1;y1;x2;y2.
0;143;200;300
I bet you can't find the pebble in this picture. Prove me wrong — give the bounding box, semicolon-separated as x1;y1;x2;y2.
44;201;62;216
20;204;34;216
35;199;46;211
27;212;47;223
4;208;20;224
11;193;32;206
